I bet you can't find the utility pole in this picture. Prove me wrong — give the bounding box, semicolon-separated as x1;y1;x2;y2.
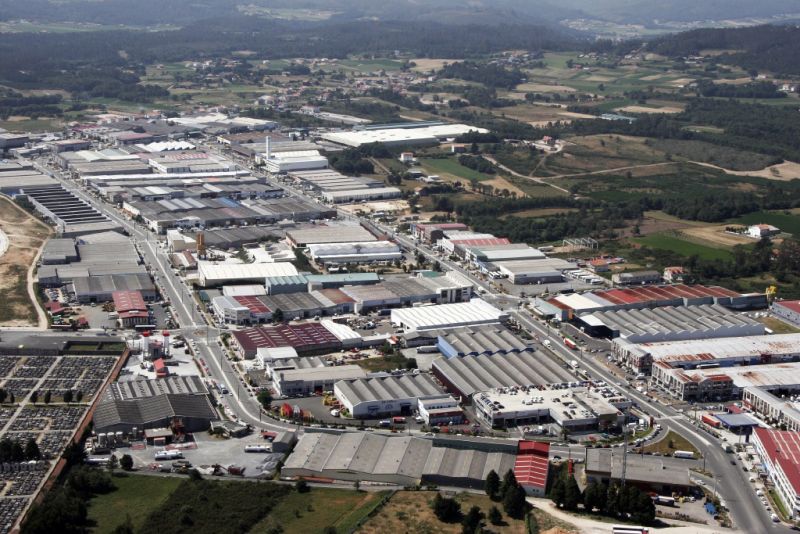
621;406;629;488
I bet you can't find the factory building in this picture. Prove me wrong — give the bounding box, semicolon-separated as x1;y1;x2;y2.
614;333;800;374
231;323;342;359
262;150;329;173
286;224;377;247
579;304;764;344
464;243;544;264
222;284;267;298
72;273;157;303
260;292;327;320
306;272;380;290
391;299;507;332
265;275;309;295
264;356;327;379
412;222;468;243
197;261;298;287
282;431;514;490
772;301;800;328
611;270;662;286
320;122;488;148
495;258;578;285
473;382;630;431
743;388;800;433
585;448;694;495
212;295;272;325
308;241;402;265
112;290;150;328
432;352;575;400
273;365;366;397
334;374;444;419
752;428;800;519
436;325;532;358
417;395;464;426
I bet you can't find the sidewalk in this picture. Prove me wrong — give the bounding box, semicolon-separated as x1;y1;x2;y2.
527;497;742;534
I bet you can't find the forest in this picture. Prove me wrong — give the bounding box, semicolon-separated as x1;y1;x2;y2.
438;61;526;90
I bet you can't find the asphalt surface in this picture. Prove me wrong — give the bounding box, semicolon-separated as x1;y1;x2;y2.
32;154;790;533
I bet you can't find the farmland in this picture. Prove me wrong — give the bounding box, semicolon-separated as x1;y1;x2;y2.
420;157;496;182
733;211;800;238
634;232;735;261
87;474;182;533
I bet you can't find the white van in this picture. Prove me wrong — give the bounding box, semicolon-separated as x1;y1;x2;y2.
154;450;183;460
244;444;271;453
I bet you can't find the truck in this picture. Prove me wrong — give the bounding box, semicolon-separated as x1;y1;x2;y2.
244;444;271;453
392;416;406;425
154;450;183;461
654;495;675;506
542;340;552;348
563;337;578;350
672;450;695;459
569;360;579;369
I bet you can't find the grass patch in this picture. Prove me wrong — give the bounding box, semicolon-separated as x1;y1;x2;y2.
732;211;800;238
420;157;496;182
634;233;734;261
642;430;700;457
759;316;800;334
769;489;791;521
87;474;182;533
252;488;391;534
649;138;778;171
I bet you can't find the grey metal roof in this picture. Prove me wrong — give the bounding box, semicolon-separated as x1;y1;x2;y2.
438;325;531;356
112;376;208;400
335;374;443;405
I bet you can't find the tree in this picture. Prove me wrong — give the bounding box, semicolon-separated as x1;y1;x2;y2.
0;389;7;404
295;480;310;493
461;505;484;534
583;481;605;513
63;390;73;404
30;390;38;404
322;528;337;534
272;308;284;323
432;493;461;522
630;489;656;525
111;515;134;534
10;441;25;462
24;438;40;461
488;505;502;525
503;484;528;519
8;392;13;404
485;469;500;500
562;472;582;511
107;454;118;472
605;482;622;517
119;454;133;471
549;476;565;508
257;389;273;409
43;391;51;405
500;469;517;498
75;391;83;403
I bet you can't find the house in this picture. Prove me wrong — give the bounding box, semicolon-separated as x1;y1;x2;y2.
542;136;556;147
747;224;780;239
451;144;468;154
588;259;610;273
398;152;414;164
663;266;689;283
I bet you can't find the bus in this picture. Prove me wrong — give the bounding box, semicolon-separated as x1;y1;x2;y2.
611;526;649;534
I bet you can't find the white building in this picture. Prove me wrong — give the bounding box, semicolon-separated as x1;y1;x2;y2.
321;187;402;204
748;224;780;239
391;299;507;332
417;394;463;425
273;365;366;397
752;428;800;519
307;241;402;265
262;150;329;174
197;261;298;287
321;123;489;148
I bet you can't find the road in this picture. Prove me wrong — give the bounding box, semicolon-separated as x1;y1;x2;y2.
32;154;789;532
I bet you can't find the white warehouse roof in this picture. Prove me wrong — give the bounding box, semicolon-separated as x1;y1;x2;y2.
322;124;488;148
391;299;507;331
198;261;298;286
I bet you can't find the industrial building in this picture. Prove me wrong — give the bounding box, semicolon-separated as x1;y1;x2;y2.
288;169;401;204
614;333;800;374
260;292;327;319
585;448;694;495
417;395;464;425
0;164;58;195
611;270;662;286
579;304;765;344
282;431;514;489
263;150;329;174
93;376;217;434
495;258;578;285
264;356;327;379
391;299;507;332
273;365;366;397
464;244;544;264
197;261;298;287
436;325;532;358
265;275;309;295
286;224;377;247
308;241;402;265
321;122;488;148
334;374;444;418
744;388;800;433
123;197;268;233
653;361;800;402
752;428;800;519
306;272;380;290
231;323;343;359
473;382;630;431
23;184;120;236
72;273;157;303
212;295;272;325
112;290;150;328
772;301;800;328
412;222;468;243
535;284;767;322
38;239;145;287
222;284;267;297
432;352;575;400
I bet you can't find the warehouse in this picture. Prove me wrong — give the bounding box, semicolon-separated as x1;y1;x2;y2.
273;365;366;397
306;272;380;290
585;448;694;495
231;323;342;358
437;325;532;358
93;376;217;434
612;270;663;286
243;196;336;222
580;304;765;344
341;284;402;313
212;295;272;325
319;320;362;348
321;123;489;148
334;374;444;418
464;243;544;264
23;184;120;236
263;150;329;173
264;356;327;379
415;271;474;304
412;222;468;243
308;241;402;265
538;284;768;322
417;395;464;425
72;273;157;303
260;292;326;319
197;261;298;287
772;300;800;328
312;289;356;315
743;388;800;432
322;187;402;203
265;275;308;295
614;333;800;374
752;428;800;519
432;352;575;400
282;431;514;489
495;258;578;285
653;361;800;401
391;299;507;332
286;224;377;247
112;290;149;328
41;238;79;265
473;382;630;431
222;284;267;297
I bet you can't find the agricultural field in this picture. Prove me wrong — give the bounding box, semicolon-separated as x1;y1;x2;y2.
648;139;779;171
534;135;665;178
87;474;182;533
634;232;735;261
733;211;800;238
419;157;496;183
0;197;51;327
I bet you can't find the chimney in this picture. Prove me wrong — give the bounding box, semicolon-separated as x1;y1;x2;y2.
162;330;170;358
141;332;150;360
265;136;271;160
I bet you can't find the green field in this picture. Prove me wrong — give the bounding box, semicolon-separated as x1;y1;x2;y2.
733;211;800;238
251;488;391;533
87;474;182;533
635;233;734;261
420;157;496;182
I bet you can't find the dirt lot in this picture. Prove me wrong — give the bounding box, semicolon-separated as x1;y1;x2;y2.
695;160;800;182
0;196;51;327
481;176;527;198
617;105;684;114
681;225;755;248
515;82;577;93
410;58;459;72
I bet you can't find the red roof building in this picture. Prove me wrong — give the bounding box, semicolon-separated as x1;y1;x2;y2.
773;300;800;328
514;440;550;497
752;428;800;518
232;295;272;321
231;323;341;358
113;290;147;313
